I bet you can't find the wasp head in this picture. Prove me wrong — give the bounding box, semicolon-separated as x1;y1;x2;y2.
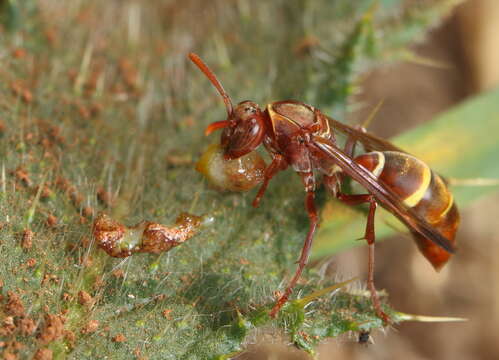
216;101;264;159
189;53;265;160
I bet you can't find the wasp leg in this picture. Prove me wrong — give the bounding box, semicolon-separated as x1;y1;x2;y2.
270;171;318;318
252;154;287;208
336;192;391;325
323;173;341;197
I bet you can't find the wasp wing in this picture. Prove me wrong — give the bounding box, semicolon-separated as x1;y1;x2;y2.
311;137;455;253
325;115;407;153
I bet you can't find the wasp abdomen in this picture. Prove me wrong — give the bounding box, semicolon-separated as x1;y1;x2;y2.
355;151;459;270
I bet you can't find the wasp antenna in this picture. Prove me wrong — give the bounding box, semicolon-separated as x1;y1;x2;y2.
361;99;384;130
188;53;234;117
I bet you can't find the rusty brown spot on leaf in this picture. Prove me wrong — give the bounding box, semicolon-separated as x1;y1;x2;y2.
293;35;320;56
18;318;36;336
10;81;33;103
33;348;53;360
41;274;59;286
44;27;58;47
37;120;65;147
112;333;126;343
11;49;27;59
82;206;94;218
12;167;32;188
0;317;16;336
36;185;54;201
20;230;33;250
239;258;250;265
46;214;57;228
112;269;125;278
61;293;72;302
81;320;99;334
96;187;114;207
64;330;75;348
38;314;65;345
77;291;94;308
4;292;25;317
161;309;173;320
118;58;139;93
25;258;36;268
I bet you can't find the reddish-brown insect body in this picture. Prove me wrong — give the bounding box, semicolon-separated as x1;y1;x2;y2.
188;53;459;323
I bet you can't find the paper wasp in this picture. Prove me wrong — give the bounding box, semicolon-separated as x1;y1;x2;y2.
188;53;459;323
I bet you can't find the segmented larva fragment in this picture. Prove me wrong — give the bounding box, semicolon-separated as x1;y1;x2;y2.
93;212;210;258
196;143;266;192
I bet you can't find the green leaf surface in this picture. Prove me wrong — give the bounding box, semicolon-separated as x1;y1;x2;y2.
0;1;466;358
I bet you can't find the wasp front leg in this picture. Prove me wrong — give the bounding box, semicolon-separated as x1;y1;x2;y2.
270;171;319;318
252;154;287;208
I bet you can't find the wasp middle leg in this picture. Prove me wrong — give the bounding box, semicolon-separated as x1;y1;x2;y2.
270;171;319;318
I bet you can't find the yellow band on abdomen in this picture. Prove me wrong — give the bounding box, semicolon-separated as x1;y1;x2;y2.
403;164;432;207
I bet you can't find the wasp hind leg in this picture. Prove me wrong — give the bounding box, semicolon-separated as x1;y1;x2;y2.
336;192;391;325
